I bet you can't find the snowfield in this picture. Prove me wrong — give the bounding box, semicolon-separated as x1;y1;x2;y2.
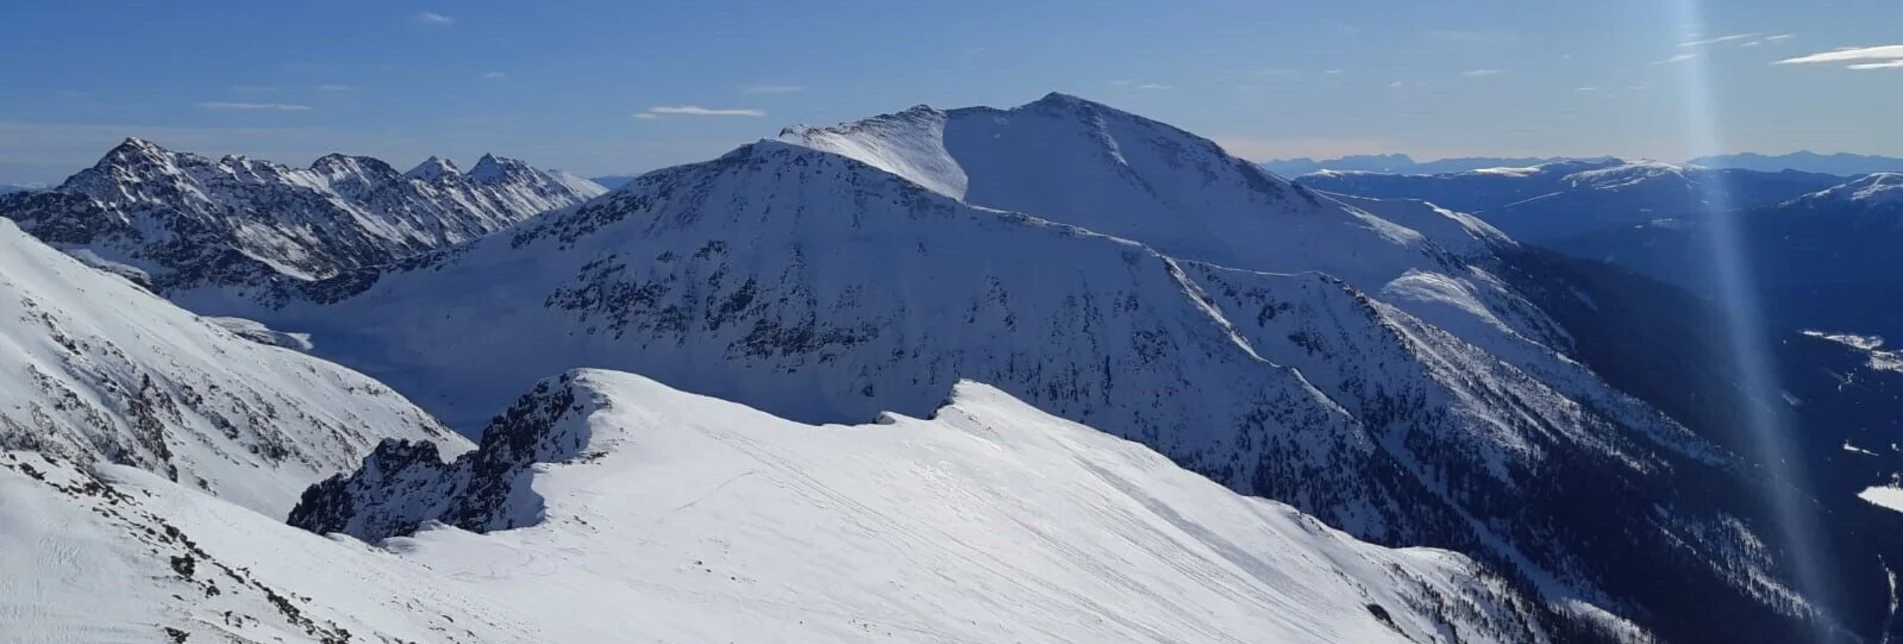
0;219;467;515
1;370;1550;644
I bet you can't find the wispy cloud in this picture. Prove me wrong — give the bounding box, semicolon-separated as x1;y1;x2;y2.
197;102;313;111
633;113;661;120
739;84;804;94
1575;86;1599;92
1137;83;1171;90
1651;52;1699;66
414;11;453;26
644;106;765;117
1324;69;1345;75
1109;79;1171;90
480;71;507;80
1765;34;1796;43
1777;44;1903;69
1679;33;1758;48
315;84;354;92
1460;69;1504;77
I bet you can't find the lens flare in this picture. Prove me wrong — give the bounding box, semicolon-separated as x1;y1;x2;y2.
1665;0;1839;638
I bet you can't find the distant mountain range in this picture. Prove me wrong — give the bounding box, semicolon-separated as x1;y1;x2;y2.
0;138;604;302
1690;151;1903;176
1550;172;1903;338
7;95;1903;643
1266;151;1903;177
590;174;636;190
1297;159;1845;241
1261;154;1590;177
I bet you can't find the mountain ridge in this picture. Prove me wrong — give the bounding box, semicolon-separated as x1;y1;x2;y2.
219;94;1855;641
0;218;469;515
0;137;605;299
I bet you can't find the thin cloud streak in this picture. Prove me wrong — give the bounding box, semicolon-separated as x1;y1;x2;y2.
1777;44;1903;65
414;11;453;25
1680;33;1758;47
1461;69;1503;77
645;106;765;117
197;102;313;111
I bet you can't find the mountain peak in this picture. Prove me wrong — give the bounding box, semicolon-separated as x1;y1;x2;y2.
468;153;533;182
1029;91;1096;109
99;136;178;166
405;155;462;181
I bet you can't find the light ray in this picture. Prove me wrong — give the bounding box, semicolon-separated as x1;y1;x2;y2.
1666;0;1841;639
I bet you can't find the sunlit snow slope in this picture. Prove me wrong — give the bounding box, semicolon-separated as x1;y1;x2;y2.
2;370;1551;643
0;219;467;515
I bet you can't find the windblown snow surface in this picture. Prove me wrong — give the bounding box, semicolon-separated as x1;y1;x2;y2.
0;219;466;515
1;370;1551;644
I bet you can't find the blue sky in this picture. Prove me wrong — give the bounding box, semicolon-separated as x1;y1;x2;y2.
2;0;1899;184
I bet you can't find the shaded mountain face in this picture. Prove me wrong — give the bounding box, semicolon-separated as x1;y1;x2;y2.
1298;160;1845;242
191;93;1894;642
1;372;1555;644
1496;245;1903;644
0;219;468;516
1549;173;1903;339
0;138;604;301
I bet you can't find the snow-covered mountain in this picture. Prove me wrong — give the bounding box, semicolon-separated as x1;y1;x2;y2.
1;370;1555;644
169;93;1882;641
0;219;468;515
1297;159;1844;241
1261;154;1590;177
1788;172;1903;212
0;138;604;299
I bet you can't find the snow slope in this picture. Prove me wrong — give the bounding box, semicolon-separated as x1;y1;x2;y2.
782;93;1432;289
0;138;603;299
0;219;466;515
780;94;1571;358
2;370;1552;644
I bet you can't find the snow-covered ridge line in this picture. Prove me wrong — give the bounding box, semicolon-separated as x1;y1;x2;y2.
0;136;606;299
0;218;468;515
273;368;1558;643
